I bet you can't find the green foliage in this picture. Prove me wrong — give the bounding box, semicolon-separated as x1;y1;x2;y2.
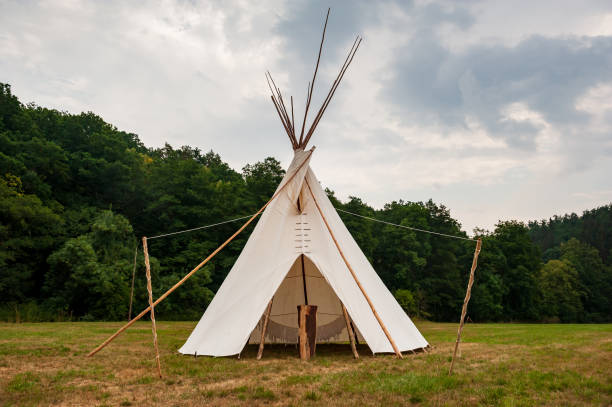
538;260;584;322
337;199;469;321
560;238;612;321
529;205;612;264
0;174;63;302
487;221;542;321
45;211;135;320
242;157;285;207
1;81;610;323
394;289;418;317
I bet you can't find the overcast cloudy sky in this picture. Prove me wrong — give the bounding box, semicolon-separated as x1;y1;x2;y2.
1;0;611;233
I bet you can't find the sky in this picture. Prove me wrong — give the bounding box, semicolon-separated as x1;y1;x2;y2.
1;0;611;234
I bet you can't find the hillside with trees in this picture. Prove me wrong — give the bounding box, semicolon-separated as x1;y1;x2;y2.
1;83;611;323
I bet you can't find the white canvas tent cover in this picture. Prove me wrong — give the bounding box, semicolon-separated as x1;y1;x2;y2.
179;149;428;356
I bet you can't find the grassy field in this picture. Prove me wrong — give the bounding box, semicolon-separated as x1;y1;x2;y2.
0;321;610;406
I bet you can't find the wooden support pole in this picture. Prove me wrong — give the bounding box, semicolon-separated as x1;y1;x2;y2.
297;305;317;360
341;303;359;359
449;238;482;375
350;321;360;346
305;178;403;359
87;148;315;358
128;244;138;321
142;237;162;378
257;299;274;360
297;198;309;305
300;254;308;305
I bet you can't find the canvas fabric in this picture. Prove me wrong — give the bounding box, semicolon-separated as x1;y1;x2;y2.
178;150;428;356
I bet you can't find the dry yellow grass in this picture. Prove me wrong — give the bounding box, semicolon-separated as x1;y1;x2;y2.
0;321;611;406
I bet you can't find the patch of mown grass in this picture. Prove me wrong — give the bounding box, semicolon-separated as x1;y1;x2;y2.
304;390;321;401
282;374;321;386
50;368;82;383
251;386;276;400
420;321;612;346
232;385;249;400
372;371;461;396
478;385;506;405
6;372;41;393
0;321;611;406
50;365;109;384
132;375;155;385
314;357;332;367
164;353;244;380
326;369;464;395
96;391;111;400
200;389;215;398
316;367;465;405
505;368;611;403
0;343;71;356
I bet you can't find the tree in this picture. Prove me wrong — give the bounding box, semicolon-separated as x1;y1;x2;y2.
0;175;63;302
468;234;507;321
538;259;584;322
560;238;611;321
242;157;285;207
529;204;612;264
394;289;418;317
337;196;378;262
490;221;542;321
45;211;135;320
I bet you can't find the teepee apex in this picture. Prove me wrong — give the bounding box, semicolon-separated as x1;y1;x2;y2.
267;8;362;151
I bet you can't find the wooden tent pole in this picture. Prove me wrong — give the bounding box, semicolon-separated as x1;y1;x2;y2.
299;8;330;146
127;244;138;321
300;254;308;305
449;238;482;375
142;237;162;378
87;148;315;358
341;303;359;359
305;178;403;358
302;36;361;148
297;198;309;305
257;298;274;360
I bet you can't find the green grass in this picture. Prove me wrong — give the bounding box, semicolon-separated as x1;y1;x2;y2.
0;321;610;406
6;372;41;393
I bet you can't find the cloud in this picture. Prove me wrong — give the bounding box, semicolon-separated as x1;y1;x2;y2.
1;0;611;232
385;33;612;151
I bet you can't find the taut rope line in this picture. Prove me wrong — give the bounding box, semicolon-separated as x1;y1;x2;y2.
147;214;257;240
335;208;477;242
140;208;476;243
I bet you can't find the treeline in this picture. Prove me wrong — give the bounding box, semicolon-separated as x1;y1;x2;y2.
333;199;612;323
1;83;611;323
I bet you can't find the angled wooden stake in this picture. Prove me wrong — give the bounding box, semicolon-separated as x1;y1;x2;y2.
341;303;359;359
142;237;162;378
305;178;403;358
449;238;482;375
257;298;274;360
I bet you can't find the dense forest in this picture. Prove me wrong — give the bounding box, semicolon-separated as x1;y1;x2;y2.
1;83;611;323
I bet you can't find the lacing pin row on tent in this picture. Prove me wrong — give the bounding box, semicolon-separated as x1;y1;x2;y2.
295;213;309;253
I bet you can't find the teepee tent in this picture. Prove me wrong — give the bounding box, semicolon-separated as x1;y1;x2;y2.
179;10;428;358
179;148;428;357
87;10;431;365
